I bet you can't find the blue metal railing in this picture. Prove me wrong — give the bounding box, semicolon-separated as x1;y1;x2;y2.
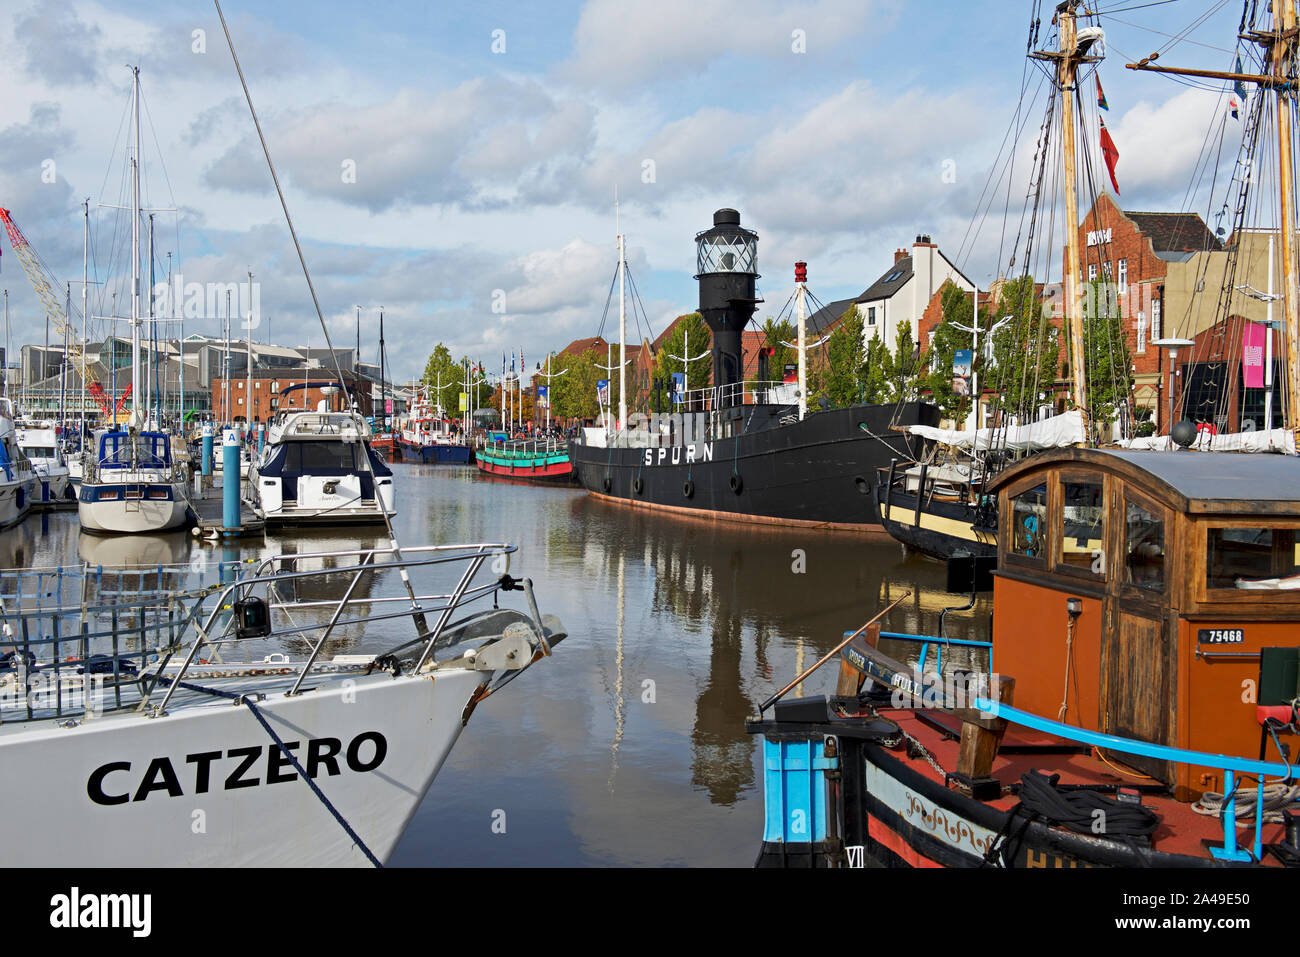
975;697;1295;863
850;629;994;678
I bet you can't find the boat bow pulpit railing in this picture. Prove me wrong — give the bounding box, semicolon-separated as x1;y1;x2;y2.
0;544;549;724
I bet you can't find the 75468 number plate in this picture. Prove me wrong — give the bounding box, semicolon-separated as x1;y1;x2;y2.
1197;628;1244;644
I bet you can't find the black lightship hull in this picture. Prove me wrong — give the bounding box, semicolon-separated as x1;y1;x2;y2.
569;403;938;529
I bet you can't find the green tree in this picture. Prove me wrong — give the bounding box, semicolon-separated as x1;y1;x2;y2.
988;275;1059;418
758;315;795;384
887;319;922;403
551;348;603;421
651;313;711;412
920;281;983;425
812;306;866;409
860;334;893;405
420;344;469;414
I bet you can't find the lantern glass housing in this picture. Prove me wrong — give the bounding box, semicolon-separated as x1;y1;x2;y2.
695;216;759;276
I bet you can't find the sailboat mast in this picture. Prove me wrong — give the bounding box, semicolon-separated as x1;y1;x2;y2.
618;232;627;431
147;213;155;425
81;200;88;438
1057;3;1089;438
1273;0;1300;433
130;66;142;418
246;269;253;425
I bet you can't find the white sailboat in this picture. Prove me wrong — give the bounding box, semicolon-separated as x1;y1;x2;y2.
77;67;190;535
0;401;37;529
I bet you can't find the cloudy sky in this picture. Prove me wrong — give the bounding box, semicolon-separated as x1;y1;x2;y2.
0;0;1260;383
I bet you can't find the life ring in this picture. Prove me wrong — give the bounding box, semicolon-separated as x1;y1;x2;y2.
602;477;612;493
682;480;694;499
729;473;743;494
633;477;644;495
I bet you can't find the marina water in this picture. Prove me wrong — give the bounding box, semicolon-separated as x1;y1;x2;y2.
7;463;975;866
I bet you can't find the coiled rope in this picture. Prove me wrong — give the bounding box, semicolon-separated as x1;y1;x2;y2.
1192;783;1300;826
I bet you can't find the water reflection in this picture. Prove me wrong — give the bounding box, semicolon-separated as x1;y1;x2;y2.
4;468;994;866
77;530;192;568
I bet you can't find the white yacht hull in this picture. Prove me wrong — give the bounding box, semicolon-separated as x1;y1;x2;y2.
78;482;189;534
33;467;71;503
0;478;33;530
0;668;484;867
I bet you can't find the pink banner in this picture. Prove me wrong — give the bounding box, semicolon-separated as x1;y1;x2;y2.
1243;323;1266;389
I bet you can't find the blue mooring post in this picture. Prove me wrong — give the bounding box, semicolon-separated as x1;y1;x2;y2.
222;428;240;530
201;422;214;477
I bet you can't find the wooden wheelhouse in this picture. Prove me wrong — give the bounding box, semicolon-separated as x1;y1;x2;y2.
990;448;1300;800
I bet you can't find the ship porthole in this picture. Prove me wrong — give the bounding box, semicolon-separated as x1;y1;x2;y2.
633;477;644;495
855;476;869;494
602;477;612;493
729;473;743;494
682;480;694;499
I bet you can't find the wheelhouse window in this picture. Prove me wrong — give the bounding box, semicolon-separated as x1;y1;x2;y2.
1010;483;1048;559
1060;481;1105;576
1125;499;1165;591
1206;527;1300;589
298;442;358;472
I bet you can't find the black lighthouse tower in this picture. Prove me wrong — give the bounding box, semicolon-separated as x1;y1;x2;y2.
695;209;760;404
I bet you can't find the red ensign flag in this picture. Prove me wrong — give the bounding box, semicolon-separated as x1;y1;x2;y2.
1100;117;1121;195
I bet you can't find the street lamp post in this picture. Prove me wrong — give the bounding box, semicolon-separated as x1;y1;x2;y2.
1151;327;1195;434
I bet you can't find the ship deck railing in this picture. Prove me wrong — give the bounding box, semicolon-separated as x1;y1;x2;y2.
0;542;529;724
678;380;793;412
483;437;567;458
866;628;1295;864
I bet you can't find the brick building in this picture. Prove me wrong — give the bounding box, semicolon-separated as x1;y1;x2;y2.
209;370;374;423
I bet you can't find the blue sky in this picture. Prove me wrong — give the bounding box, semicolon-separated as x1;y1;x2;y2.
0;0;1262;383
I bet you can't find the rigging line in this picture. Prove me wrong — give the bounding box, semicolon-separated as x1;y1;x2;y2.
955;61;1043;267
1152;0;1232;59
1101;13;1243;56
593;261;620;343
964;73;1050;271
212;0;427;633
1091;0;1182;14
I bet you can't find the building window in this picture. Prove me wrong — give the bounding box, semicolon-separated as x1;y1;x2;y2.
238;397;244;406
271;381;279;392
1101;261;1113;281
867;306;877;326
1087;263;1098;282
1136;312;1147;354
1117;258;1128;295
270;398;279;409
1151;298;1162;341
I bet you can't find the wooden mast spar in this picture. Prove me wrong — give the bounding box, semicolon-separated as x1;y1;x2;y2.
1029;1;1102;442
1127;0;1300;436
